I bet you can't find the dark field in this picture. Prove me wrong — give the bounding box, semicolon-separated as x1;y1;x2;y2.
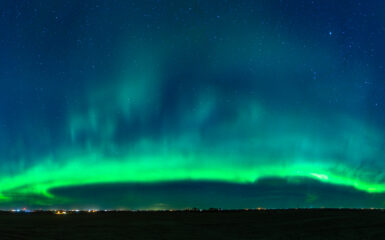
0;209;384;239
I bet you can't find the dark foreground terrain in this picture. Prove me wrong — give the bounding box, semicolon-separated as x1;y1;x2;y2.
0;209;384;239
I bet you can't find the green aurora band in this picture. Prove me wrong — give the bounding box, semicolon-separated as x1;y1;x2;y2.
1;153;385;200
1;107;385;203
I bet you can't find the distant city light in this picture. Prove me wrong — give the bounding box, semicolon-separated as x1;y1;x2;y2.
55;210;67;215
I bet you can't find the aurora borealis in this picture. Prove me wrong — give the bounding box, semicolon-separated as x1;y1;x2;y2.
1;0;385;209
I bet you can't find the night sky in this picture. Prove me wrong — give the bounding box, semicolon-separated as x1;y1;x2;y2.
1;0;385;209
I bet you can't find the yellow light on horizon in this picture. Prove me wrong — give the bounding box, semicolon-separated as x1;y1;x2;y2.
55;210;67;215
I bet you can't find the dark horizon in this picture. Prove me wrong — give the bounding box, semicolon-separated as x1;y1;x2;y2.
2;208;385;239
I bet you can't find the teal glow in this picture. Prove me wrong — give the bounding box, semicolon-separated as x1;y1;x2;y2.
1;0;385;208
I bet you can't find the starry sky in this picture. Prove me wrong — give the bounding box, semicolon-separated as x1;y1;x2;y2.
1;0;385;209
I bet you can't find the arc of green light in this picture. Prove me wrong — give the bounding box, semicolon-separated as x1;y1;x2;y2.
1;153;385;203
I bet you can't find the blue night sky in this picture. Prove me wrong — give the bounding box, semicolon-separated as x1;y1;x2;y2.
1;0;385;209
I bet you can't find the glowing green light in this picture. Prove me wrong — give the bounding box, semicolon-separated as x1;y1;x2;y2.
1;150;385;204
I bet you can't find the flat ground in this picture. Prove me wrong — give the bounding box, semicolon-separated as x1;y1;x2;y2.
0;209;384;239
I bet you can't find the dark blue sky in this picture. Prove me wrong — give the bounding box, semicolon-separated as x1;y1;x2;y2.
1;0;385;209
